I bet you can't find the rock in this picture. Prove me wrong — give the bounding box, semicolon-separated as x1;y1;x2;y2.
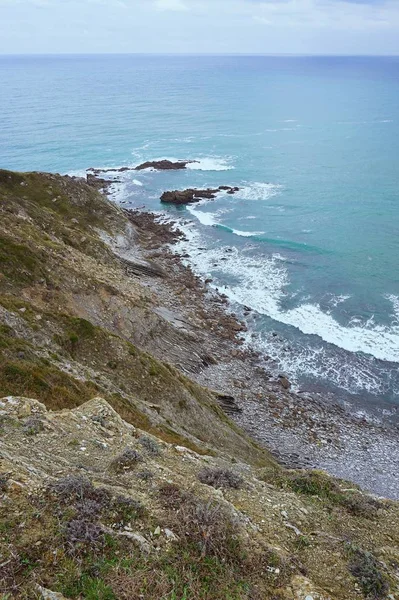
115;531;151;553
135;160;196;171
36;586;68;600
86;173;114;192
164;528;179;541
279;375;292;390
154;526;161;536
160;186;240;205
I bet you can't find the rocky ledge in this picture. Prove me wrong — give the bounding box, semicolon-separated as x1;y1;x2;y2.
87;159;198;175
135;159;198;171
160;186;240;205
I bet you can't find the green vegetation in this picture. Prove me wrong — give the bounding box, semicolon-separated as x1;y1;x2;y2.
260;469;382;518
347;545;389;599
0;358;99;410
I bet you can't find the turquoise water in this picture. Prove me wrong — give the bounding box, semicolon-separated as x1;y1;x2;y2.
1;55;399;407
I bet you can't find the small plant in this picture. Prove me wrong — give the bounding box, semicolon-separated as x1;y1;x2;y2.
341;493;383;519
136;469;154;482
110;448;142;473
170;496;241;563
49;475;111;507
22;415;44;436
158;483;184;509
75;499;103;521
78;577;116;600
348;546;389;599
197;467;244;490
109;495;145;526
294;535;311;551
91;415;108;428
0;474;8;492
63;518;105;556
138;435;161;456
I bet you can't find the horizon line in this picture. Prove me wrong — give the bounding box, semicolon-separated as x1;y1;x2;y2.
1;52;399;58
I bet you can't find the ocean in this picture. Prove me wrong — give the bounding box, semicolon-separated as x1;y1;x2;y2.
1;54;399;412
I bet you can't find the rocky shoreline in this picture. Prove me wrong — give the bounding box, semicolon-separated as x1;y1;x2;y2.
118;206;399;500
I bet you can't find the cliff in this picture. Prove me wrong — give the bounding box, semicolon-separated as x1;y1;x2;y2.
0;169;398;600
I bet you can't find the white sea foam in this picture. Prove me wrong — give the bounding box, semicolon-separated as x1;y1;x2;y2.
186;157;235;171
386;294;399;325
329;294;351;308
132;179;143;186
186;205;219;226
230;228;265;237
173;228;399;363
238;182;283;201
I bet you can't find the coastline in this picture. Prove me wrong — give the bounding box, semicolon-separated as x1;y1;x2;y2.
117;206;399;500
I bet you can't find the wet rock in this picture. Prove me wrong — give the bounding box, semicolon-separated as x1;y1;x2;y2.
279;375;292;390
86;173;113;192
135;160;196;171
160;186;240;205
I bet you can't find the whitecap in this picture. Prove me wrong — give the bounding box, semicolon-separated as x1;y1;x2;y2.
186;157;235;171
186;205;219;227
238;182;283;201
230;228;265;237
132;179;143;186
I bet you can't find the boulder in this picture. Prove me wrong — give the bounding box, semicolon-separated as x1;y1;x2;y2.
278;375;292;390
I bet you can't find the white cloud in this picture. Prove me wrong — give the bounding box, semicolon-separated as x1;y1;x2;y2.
154;0;189;11
1;0;399;53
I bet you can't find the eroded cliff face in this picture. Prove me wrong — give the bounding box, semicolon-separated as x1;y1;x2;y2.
0;168;272;467
1;170;399;600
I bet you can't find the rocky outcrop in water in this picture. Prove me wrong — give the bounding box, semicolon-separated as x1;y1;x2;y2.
135;159;197;171
161;186;239;205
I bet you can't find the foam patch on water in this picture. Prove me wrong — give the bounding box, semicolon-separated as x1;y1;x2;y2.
386;294;399;325
186;204;219;227
238;182;283;201
230;228;265;237
132;179;143;186
186;157;235;171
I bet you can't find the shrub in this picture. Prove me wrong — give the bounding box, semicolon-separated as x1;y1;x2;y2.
110;449;142;473
171;497;241;563
22;416;44;436
138;435;161;456
63;519;105;556
75;499;104;521
109;496;145;526
0;474;8;492
136;469;154;482
197;467;244;490
49;475;111;507
348;546;389;599
341;493;383;519
158;483;185;509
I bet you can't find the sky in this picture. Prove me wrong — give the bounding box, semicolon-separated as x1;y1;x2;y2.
1;0;399;55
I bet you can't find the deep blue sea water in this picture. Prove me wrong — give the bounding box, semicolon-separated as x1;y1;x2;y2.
1;54;399;410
